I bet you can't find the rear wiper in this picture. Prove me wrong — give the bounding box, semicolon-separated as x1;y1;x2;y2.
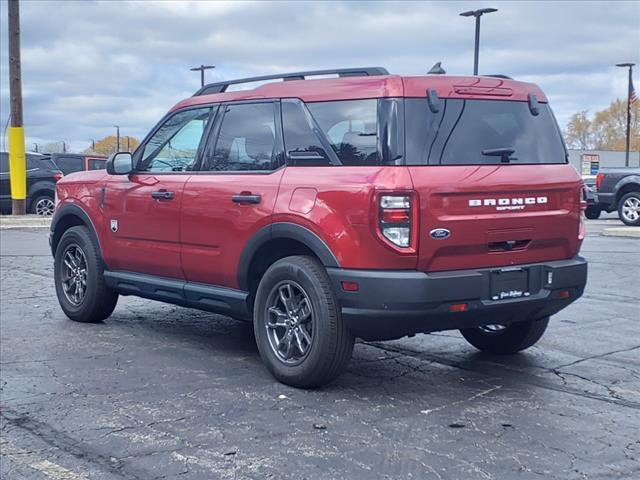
482;147;518;163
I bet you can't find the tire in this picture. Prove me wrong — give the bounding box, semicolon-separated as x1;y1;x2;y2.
54;226;118;323
460;317;549;355
253;256;354;388
584;206;601;220
618;192;640;226
30;194;55;216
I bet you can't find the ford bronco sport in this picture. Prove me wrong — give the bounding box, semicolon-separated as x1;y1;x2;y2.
50;67;588;387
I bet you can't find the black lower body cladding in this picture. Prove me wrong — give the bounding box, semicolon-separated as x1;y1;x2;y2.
327;256;587;341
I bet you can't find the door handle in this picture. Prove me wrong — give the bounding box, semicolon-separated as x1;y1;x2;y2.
151;190;174;200
232;194;261;204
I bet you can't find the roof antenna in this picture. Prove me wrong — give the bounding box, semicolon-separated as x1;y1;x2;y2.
428;62;446;75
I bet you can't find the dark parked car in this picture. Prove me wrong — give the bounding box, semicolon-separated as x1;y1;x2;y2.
595;167;640;226
582;175;602;219
0;152;63;216
50;153;107;175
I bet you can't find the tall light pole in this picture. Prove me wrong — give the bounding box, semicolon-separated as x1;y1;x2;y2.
616;63;635;167
460;8;498;76
114;125;120;153
190;64;216;87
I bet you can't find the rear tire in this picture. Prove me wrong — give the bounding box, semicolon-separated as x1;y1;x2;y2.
460;317;549;354
30;194;55;216
253;256;354;388
618;192;640;226
585;206;601;220
54;226;118;323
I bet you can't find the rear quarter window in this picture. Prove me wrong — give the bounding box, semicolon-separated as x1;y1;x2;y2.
405;98;567;165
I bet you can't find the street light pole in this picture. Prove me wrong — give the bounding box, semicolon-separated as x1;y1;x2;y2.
616;63;635;168
460;8;498;76
190;64;216;87
114;125;120;153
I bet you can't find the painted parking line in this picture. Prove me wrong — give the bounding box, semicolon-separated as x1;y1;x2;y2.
2;440;89;480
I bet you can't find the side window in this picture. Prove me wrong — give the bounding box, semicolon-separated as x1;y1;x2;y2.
88;159;106;170
206;103;276;171
282;100;331;166
138;107;212;172
307;100;380;166
55;156;83;174
0;153;8;173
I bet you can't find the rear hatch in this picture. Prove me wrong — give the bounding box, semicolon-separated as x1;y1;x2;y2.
404;96;583;272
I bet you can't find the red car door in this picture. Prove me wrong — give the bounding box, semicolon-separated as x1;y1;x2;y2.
101;106;214;279
181;101;285;289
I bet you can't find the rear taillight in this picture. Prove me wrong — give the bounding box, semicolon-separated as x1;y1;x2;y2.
379;194;415;249
578;185;586;240
580;185;588;211
53;172;63;181
595;172;604;191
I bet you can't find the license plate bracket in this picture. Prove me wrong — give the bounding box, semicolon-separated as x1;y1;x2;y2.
490;268;530;301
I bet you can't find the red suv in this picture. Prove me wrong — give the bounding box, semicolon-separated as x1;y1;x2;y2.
50;67;588;387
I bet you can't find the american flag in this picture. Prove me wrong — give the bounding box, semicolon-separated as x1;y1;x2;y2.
631;77;637;104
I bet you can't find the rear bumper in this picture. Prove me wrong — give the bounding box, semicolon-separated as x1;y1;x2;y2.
594;192;614;210
327;256;587;341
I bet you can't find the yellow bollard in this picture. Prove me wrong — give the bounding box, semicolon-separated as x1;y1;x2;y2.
8;126;27;205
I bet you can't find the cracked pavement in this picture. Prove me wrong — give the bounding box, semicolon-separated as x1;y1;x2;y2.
1;223;639;479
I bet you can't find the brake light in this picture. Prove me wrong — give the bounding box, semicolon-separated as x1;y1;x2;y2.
379;194;415;249
580;185;588;211
54;172;63;181
596;173;604;191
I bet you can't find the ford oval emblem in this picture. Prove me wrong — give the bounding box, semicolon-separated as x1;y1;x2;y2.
429;228;450;240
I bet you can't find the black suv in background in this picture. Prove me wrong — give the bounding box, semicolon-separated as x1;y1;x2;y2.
50;153;107;175
0;152;63;216
596;167;640;226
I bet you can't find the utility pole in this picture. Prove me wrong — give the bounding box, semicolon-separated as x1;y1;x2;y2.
126;136;130;152
8;0;26;215
33;143;38;153
62;141;67;153
190;64;215;87
460;8;498;76
114;125;120;153
90;139;95;152
616;63;635;167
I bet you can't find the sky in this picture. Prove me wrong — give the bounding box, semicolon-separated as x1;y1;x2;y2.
0;0;639;153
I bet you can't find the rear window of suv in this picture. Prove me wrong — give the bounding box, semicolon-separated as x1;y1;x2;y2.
405;99;566;165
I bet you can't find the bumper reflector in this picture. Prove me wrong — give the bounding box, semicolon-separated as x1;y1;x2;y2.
341;281;359;292
449;303;468;312
559;289;570;299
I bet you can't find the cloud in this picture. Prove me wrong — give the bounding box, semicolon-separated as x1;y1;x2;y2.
0;0;638;151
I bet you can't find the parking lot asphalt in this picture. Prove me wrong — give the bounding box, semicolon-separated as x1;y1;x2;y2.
1;218;639;480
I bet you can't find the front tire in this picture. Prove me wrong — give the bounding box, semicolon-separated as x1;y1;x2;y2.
618;192;640;226
460;317;549;354
54;226;118;323
253;256;354;388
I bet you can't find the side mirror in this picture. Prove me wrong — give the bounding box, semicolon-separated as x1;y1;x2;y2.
107;152;133;175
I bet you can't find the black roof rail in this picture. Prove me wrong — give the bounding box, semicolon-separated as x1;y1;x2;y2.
485;74;513;80
194;67;390;96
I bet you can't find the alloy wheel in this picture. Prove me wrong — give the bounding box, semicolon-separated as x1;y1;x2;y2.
61;244;88;306
35;197;55;216
264;281;314;365
621;196;640;223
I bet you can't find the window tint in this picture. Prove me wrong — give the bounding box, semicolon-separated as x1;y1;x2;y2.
55;156;83;174
26;155;56;170
0;153;8;173
139;107;211;172
307;100;380;166
88;159;106;170
206;103;276;171
405;99;566;165
282;100;331;165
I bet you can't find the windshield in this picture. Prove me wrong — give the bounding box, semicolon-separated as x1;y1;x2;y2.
405;98;566;165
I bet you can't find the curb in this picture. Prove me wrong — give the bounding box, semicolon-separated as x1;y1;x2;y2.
602;227;640;238
0;215;52;230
